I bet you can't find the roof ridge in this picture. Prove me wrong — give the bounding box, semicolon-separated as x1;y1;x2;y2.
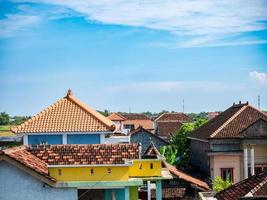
67;94;114;130
3;145;26;154
210;104;248;138
11;98;64;133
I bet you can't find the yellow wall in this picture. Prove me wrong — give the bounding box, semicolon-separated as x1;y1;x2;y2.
49;166;129;182
129;160;161;177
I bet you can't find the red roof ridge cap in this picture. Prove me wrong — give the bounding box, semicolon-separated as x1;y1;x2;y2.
210;104;248;138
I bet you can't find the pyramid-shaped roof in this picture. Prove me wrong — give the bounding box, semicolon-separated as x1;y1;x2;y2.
12;90;115;134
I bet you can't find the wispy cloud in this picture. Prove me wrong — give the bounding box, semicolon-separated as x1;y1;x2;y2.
0;14;40;37
249;71;267;85
4;0;267;46
106;81;245;93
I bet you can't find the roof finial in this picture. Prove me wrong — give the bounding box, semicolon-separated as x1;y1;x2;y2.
67;89;73;96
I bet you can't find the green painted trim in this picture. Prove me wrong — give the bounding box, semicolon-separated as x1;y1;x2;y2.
55;180;143;188
156;180;162;200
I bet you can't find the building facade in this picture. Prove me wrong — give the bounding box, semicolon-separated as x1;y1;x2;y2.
188;102;267;183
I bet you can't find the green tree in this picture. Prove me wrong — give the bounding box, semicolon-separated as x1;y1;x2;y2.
160;145;177;165
212;176;232;192
0;112;10;125
163;118;208;166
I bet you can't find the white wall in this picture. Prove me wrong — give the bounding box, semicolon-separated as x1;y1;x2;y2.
0;161;77;200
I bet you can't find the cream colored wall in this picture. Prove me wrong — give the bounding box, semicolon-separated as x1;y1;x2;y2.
211;155;241;183
254;145;267;164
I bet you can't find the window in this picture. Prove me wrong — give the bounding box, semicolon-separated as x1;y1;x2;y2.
123;124;135;132
90;169;94;175
150;163;154;169
221;168;233;182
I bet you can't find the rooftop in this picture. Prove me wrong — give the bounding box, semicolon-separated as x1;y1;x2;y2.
215;172;267;200
189;102;267;140
155;113;192;122
11;90;115;134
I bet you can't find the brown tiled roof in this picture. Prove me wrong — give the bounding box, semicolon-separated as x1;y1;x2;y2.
151;187;186;198
120;113;151;120
28;144;140;165
107;113;126;121
12;90;115;134
215;172;267;200
155;113;192;122
1;146;55;182
165;163;210;191
189;103;267;140
156;121;183;139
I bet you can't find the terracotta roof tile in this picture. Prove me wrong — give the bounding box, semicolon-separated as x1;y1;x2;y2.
165;163;210;191
107;113;126;121
156;121;183;139
151;187;186;198
215;172;267;200
155;113;192;122
189;103;267;140
12;90;115;134
2;146;54;181
28;144;140;165
124;119;154;130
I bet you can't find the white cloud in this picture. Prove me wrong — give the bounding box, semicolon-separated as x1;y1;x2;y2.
106;81;244;93
249;71;267;85
0;14;40;37
5;0;267;46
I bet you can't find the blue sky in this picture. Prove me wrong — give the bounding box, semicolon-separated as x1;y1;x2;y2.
0;0;267;116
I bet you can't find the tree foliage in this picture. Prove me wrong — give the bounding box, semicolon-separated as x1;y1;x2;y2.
212;176;232;192
163;118;208;166
160;145;177;165
0;112;10;125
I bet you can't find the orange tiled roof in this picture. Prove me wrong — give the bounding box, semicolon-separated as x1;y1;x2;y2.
12;90;115;134
2;146;55;182
107;113;126;121
155;113;192;122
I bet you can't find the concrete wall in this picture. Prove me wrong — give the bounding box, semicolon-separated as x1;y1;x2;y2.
130;130;167;154
211;155;241;183
0;161;76;200
189;139;210;175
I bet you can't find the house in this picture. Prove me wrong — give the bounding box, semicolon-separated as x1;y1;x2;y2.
0;143;172;200
188;101;267;184
207;112;220;120
107;112;127;133
11;90;131;145
129;127;169;155
199;171;267;200
142;143;210;200
155;113;192;141
108;113;154;133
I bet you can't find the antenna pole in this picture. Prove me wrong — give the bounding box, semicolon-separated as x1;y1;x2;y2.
182;99;185;113
258;95;261;110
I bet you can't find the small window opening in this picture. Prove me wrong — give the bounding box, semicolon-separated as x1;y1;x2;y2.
139;163;143;170
58;169;62;175
150;163;154;169
108;168;112;174
90;169;94;175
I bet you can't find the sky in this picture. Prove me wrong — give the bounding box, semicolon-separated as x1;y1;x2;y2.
0;0;267;116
